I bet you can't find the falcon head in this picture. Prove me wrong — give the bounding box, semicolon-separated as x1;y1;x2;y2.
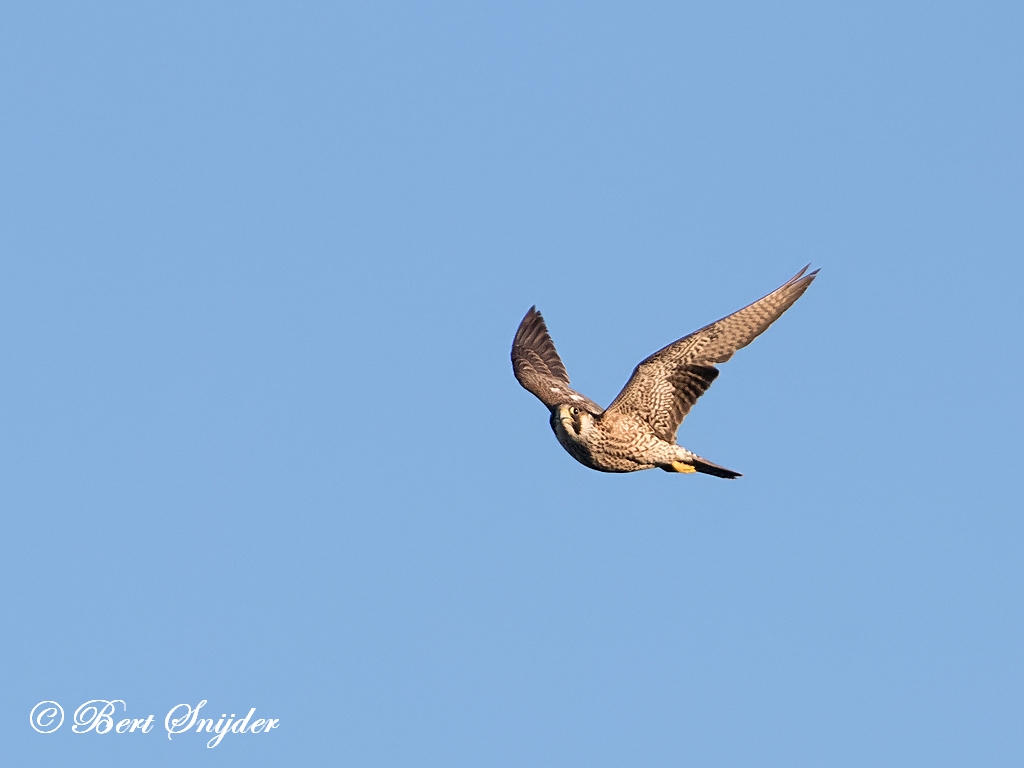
549;402;598;443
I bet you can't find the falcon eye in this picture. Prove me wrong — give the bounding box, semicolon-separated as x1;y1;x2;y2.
570;406;580;416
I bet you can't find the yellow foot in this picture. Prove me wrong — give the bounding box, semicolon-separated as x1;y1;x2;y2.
670;461;697;473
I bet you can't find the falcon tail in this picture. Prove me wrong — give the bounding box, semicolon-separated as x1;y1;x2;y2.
665;456;742;479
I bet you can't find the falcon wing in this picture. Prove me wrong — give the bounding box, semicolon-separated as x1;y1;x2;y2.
512;306;603;413
604;266;818;442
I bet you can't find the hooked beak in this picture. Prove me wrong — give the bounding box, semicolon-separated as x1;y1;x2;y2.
556;404;577;434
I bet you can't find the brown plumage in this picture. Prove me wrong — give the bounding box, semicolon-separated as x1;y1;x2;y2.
511;266;818;477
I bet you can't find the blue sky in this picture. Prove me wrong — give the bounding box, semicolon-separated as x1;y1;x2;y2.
2;1;1022;765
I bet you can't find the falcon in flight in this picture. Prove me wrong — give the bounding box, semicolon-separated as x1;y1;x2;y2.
511;266;818;478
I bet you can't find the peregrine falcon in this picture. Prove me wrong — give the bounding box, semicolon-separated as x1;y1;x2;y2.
511;266;818;478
